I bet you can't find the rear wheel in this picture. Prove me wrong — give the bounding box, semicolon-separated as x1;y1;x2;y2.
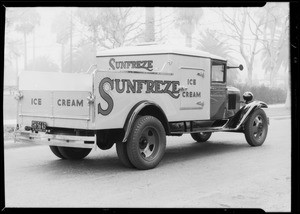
116;142;134;168
126;116;166;170
49;146;65;159
57;147;91;160
244;108;268;146
191;132;212;142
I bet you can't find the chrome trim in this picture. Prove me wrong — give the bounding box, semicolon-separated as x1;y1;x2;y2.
180;66;205;71
14;130;97;149
96;69;174;76
86;64;97;74
180;107;204;110
19;114;90;121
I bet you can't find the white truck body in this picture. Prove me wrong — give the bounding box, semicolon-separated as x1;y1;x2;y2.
17;45;223;131
14;44;269;169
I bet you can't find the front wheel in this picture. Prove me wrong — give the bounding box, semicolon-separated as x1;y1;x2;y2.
244;108;268;146
126;116;166;170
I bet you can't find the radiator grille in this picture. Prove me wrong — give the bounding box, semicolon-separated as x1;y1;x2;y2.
228;94;237;110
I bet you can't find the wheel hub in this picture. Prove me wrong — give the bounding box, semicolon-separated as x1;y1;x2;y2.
253;115;264;139
139;128;157;159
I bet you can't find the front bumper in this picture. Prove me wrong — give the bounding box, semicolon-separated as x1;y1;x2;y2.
14;129;97;149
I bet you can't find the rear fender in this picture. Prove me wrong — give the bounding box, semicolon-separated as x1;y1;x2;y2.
122;101;169;142
225;100;268;130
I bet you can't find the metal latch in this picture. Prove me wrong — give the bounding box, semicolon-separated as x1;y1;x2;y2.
197;72;205;78
87;93;95;104
196;101;205;109
14;91;23;100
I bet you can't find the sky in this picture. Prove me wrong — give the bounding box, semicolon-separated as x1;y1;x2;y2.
4;5;289;86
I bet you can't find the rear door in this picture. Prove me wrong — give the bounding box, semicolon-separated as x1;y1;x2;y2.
18;71;93;129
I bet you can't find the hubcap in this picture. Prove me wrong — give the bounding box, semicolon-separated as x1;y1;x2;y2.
139;127;158;160
252;115;265;140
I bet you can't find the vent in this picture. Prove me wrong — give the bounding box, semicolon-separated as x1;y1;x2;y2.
228;94;237;110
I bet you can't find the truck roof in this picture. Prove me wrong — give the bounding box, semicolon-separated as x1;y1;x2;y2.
96;44;227;61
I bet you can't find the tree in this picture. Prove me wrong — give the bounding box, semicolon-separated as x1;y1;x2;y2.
260;3;289;87
14;8;41;70
220;8;266;85
27;56;59;72
61;42;96;73
51;11;73;72
174;8;203;47
197;29;241;85
75;8;102;49
76;8;144;49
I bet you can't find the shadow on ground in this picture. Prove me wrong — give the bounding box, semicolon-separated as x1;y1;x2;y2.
35;140;252;176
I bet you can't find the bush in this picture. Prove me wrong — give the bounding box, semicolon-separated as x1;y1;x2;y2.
230;83;287;105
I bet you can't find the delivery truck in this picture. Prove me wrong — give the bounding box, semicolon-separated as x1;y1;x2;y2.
14;44;269;170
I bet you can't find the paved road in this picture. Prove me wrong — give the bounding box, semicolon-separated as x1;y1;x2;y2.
4;117;291;211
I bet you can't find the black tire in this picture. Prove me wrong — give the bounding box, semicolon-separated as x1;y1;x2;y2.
244;108;268;146
191;132;212;142
49;146;65;159
57;147;91;160
126;116;166;170
116;142;134;168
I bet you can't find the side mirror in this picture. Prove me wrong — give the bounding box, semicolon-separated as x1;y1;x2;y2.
227;64;244;71
239;64;243;71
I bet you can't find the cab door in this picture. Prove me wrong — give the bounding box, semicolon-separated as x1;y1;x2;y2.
179;66;210;120
210;60;227;120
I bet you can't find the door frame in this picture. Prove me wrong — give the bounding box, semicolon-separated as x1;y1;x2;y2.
210;59;227;120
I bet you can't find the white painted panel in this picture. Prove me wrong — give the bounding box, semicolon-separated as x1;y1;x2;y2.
19;71;93;91
53;91;90;119
94;70;180;129
93;53;211;129
97;44;226;61
96;54;172;73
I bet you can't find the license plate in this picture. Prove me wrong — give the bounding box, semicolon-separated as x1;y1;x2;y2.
31;121;47;132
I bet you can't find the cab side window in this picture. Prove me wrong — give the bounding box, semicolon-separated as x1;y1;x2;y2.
212;61;226;83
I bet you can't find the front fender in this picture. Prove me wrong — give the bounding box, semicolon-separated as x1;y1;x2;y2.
225;100;268;130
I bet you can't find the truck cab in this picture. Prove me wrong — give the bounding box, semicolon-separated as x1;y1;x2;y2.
14;44;269;170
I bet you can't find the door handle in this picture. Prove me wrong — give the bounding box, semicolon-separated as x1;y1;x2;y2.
196;101;205;108
197;72;205;78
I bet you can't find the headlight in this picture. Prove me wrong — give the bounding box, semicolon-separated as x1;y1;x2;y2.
243;91;253;103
